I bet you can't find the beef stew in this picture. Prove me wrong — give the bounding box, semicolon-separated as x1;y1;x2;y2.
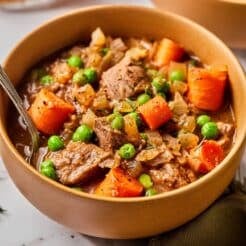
8;28;235;197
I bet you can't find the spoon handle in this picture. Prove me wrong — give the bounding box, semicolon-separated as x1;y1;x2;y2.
0;65;39;155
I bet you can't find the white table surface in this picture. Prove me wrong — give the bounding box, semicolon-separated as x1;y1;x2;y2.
0;1;245;245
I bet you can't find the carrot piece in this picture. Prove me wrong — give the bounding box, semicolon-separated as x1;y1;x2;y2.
138;95;172;130
154;38;184;66
201;140;224;170
188;140;224;174
95;167;143;197
188;66;227;111
28;89;75;135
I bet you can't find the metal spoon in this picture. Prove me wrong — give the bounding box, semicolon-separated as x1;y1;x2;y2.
0;65;39;162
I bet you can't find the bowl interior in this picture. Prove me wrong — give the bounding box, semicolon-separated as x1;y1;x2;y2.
1;5;246;201
220;0;246;4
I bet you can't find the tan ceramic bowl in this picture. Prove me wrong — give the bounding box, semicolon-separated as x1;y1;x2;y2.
0;5;246;239
152;0;246;48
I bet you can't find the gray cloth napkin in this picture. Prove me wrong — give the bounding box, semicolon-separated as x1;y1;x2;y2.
148;183;246;246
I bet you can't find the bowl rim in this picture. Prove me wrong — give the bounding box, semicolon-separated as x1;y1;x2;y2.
219;0;246;5
1;5;246;203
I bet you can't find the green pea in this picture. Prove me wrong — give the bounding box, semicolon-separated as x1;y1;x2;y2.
40;75;53;85
107;113;117;123
101;47;110;56
40;160;57;180
72;69;86;85
128;112;142;127
137;93;151;105
40;159;54;170
47;135;64;151
83;68;97;83
111;115;124;130
72;124;93;142
119;143;136;159
201;122;219;139
152;77;163;92
152;77;170;93
67;55;83;68
145;188;158;196
72;132;82;142
41;167;57;180
197;115;211;127
170;69;185;82
138;173;153;189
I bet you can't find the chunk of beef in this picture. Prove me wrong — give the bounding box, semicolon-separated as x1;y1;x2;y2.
149;150;174;166
110;38;128;64
93;117;125;151
217;122;234;137
101;57;146;100
217;135;231;149
134;80;150;94
48;142;112;185
163;134;181;156
150;163;197;192
145;130;163;147
68;45;84;57
136;144;174;167
99;158;115;169
136;148;160;162
216;122;234;150
188;103;205;115
110;38;128;52
121;160;143;178
168;92;189;120
176;149;190;165
60;114;80;141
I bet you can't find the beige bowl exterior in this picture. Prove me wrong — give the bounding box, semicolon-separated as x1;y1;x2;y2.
152;0;246;48
0;6;245;239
